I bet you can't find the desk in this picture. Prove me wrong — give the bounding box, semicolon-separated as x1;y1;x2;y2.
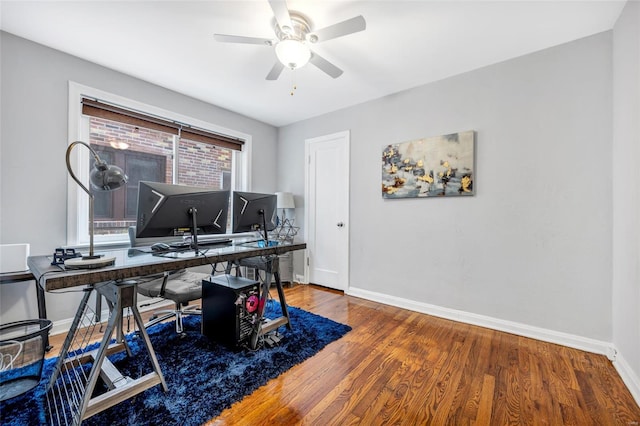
29;242;306;292
28;241;305;425
0;271;50;350
0;271;46;321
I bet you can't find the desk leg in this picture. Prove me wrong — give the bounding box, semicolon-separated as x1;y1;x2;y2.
46;281;167;425
273;271;292;330
47;287;93;387
250;272;272;350
35;280;47;319
249;257;292;350
104;296;132;357
95;293;102;323
77;300;123;421
34;279;51;350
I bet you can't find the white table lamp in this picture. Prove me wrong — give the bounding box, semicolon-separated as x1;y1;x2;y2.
274;192;298;242
276;191;295;219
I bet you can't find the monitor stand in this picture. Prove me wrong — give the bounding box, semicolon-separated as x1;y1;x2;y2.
258;209;269;245
188;207;201;255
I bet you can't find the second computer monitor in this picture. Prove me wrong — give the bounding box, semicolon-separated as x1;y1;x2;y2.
232;191;277;241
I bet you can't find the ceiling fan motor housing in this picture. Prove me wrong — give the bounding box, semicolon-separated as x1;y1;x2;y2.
274;12;313;43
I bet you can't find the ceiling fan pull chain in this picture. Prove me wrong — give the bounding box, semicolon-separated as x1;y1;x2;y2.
290;69;298;96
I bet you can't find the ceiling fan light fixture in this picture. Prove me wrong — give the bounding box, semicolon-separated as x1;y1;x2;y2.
275;39;311;69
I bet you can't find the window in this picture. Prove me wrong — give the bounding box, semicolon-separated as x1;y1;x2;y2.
92;140;168;232
88;116;234;236
67;82;251;246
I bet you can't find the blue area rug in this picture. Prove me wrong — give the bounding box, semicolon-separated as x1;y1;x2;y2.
0;300;351;425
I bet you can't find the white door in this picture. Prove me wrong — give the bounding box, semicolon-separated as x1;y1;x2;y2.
305;131;349;291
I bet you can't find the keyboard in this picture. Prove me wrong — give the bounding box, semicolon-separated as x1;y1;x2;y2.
198;238;232;247
169;238;232;249
169;241;190;249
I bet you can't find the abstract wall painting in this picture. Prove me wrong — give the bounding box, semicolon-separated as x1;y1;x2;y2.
382;130;475;199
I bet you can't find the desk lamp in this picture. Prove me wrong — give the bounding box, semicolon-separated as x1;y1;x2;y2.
276;192;295;223
65;141;128;269
275;192;298;243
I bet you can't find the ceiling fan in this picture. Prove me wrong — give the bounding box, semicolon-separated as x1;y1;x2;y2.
213;0;366;80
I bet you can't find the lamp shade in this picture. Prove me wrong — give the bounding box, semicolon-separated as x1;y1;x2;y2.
275;39;311;69
90;160;127;191
276;192;295;209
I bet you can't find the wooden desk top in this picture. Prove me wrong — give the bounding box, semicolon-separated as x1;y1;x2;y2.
28;242;306;292
0;271;35;284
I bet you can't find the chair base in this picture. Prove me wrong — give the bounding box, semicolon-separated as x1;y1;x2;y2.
145;303;201;334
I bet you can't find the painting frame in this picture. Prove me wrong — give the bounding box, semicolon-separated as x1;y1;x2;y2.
382;130;475;199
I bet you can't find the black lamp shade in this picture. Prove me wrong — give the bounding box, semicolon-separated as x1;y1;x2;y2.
90;161;128;191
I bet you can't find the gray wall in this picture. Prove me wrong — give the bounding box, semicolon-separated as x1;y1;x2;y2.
279;32;613;341
0;32;278;324
612;0;640;399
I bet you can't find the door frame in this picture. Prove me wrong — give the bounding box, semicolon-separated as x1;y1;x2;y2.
303;130;350;290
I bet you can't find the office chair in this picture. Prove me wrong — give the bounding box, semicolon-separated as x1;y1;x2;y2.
128;227;209;334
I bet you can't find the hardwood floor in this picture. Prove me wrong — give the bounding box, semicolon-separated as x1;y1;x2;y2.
209;285;640;425
46;284;640;425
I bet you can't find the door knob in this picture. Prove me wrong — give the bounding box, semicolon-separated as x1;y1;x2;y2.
337;222;344;227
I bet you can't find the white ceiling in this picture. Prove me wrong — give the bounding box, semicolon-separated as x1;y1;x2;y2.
0;1;627;127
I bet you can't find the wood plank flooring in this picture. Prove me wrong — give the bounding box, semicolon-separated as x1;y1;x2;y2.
46;284;640;425
209;285;640;425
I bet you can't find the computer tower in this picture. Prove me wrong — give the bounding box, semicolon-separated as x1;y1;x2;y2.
202;274;260;347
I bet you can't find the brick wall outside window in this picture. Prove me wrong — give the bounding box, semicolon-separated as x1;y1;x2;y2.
89;117;232;235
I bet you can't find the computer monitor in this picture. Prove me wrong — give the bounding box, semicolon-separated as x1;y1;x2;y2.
136;181;229;252
231;191;277;243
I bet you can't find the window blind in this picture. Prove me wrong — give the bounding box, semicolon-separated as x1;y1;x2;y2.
81;98;244;151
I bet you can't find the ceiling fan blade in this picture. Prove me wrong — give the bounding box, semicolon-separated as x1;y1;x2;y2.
268;0;293;33
214;34;273;46
309;52;343;79
311;15;366;43
266;61;285;80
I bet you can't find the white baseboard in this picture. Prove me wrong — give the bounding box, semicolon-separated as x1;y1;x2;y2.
612;349;640;406
346;286;615;358
49;299;174;336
